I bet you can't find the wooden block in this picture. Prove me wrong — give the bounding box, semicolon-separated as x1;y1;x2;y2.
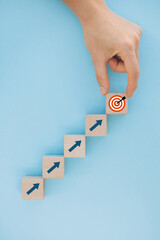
43;155;64;179
85;114;107;136
106;93;128;114
64;135;85;158
22;176;45;200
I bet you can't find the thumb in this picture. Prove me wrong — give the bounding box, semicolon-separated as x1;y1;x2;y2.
92;57;110;95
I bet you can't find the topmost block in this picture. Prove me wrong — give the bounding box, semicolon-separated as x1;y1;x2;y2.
106;93;128;114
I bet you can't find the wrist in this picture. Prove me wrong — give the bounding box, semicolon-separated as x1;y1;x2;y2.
76;0;109;25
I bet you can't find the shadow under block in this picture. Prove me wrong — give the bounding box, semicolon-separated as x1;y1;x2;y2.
106;93;128;114
64;135;85;158
85;114;107;136
43;156;64;179
22;177;45;200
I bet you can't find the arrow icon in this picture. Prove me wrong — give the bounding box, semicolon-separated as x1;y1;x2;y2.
116;96;126;104
26;183;39;195
89;120;103;132
47;162;60;174
68;140;81;152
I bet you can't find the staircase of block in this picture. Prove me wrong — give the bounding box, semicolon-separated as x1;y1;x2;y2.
22;93;128;200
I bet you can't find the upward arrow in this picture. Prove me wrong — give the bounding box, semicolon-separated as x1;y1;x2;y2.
47;162;60;174
89;120;103;131
68;140;81;152
26;183;39;195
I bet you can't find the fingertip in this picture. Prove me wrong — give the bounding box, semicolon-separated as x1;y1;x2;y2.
126;93;133;98
126;89;134;98
100;87;109;96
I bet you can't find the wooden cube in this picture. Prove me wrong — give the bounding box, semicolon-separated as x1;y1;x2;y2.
106;93;128;114
64;135;85;158
22;176;45;200
43;155;64;179
85;114;107;136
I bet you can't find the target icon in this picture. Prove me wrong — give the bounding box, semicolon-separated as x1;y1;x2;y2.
108;95;126;112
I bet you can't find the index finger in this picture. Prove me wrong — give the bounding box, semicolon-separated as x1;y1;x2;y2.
124;53;140;98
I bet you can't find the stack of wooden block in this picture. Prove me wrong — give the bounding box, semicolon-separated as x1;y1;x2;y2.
22;93;128;200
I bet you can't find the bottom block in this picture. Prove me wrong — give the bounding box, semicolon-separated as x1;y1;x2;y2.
22;176;45;200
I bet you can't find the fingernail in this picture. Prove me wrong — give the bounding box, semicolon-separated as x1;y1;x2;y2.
100;87;106;95
126;92;133;98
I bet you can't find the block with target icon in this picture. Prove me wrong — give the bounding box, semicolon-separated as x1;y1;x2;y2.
106;93;128;114
85;114;107;136
22;176;45;200
43;155;64;179
64;135;85;158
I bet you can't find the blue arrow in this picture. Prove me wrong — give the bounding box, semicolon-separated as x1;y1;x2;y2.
26;183;39;195
68;140;81;152
47;162;60;174
89;120;103;131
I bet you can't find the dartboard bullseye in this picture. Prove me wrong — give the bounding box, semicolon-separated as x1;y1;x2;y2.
108;95;126;112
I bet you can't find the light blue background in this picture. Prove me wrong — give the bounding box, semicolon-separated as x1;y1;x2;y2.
0;0;160;239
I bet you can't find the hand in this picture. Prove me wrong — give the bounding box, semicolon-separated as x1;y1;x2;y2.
62;0;142;98
81;6;142;97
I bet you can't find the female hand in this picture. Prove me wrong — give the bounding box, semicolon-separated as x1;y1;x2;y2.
63;0;142;97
